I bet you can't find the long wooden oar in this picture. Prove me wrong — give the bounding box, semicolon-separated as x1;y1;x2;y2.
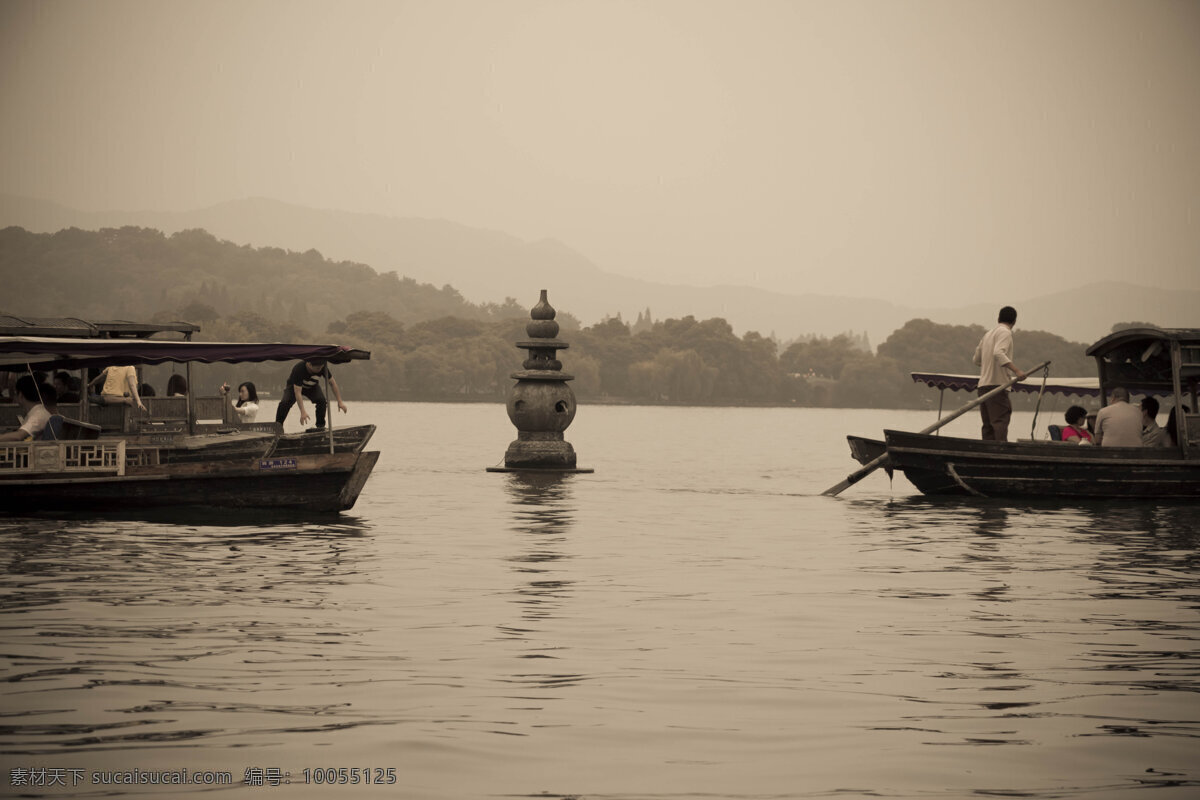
822;360;1050;497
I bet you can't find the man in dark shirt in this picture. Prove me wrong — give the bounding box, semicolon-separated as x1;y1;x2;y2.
275;359;348;430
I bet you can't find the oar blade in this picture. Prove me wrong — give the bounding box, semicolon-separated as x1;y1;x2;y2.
822;453;890;496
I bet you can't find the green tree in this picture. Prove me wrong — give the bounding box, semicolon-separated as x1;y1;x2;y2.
178;301;220;324
833;356;920;408
780;334;868;379
876;319;983;374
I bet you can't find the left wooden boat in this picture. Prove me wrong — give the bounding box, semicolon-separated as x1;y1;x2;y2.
0;317;377;513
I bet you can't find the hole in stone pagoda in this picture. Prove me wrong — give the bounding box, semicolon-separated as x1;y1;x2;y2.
555;401;568;413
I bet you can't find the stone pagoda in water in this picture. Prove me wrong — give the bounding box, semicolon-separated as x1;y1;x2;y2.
488;290;592;473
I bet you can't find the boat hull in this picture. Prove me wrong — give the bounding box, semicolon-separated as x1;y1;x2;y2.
847;435;887;467
0;451;380;513
883;430;1200;499
268;424;376;457
117;424;376;462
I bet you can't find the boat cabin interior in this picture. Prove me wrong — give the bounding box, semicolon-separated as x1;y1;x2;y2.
0;316;284;437
1086;326;1200;451
0;393;281;436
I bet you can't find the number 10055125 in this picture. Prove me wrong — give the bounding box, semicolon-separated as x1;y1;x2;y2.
302;768;396;785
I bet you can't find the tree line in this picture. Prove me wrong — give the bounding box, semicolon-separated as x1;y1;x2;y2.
264;310;1095;409
0;224;547;332
2;224;1107;407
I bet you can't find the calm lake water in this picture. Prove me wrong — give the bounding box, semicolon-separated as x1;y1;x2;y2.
2;403;1198;799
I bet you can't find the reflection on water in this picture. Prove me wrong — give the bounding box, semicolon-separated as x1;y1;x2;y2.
498;473;585;693
1;405;1198;798
0;513;379;764
855;495;1200;788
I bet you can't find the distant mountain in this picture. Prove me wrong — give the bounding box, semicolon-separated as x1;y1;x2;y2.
3;193;1195;345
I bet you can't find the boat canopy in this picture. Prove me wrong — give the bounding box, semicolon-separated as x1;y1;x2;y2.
0;336;370;370
1085;327;1200;398
910;372;1101;397
0;315;200;339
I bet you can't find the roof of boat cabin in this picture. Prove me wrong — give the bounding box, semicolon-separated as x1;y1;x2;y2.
1086;326;1200;357
0;314;200;339
1085;326;1200;394
0;337;369;369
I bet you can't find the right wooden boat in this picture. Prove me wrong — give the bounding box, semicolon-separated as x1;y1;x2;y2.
881;428;1199;498
844;326;1200;499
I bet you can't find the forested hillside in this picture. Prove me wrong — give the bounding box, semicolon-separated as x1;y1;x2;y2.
1;225;533;331
3;225;1104;408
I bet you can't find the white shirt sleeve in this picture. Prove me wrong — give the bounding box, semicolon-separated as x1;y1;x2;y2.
233;401;259;421
18;405;52;437
992;327;1014;368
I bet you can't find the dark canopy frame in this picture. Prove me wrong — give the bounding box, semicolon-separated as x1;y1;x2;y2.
0;337;370;370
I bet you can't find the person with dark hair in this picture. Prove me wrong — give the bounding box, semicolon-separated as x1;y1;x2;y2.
52;371;81;404
1164;405;1189;448
221;380;260;423
1061;405;1093;444
166;374;188;397
1094;387;1142;446
1141;396;1167;447
39;381;58;414
0;376;54;441
972;306;1029;441
275;359;347;430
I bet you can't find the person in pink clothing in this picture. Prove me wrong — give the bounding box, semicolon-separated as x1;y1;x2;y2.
1061;405;1093;444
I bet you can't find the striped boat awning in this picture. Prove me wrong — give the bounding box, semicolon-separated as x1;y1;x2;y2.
911;372;1101;397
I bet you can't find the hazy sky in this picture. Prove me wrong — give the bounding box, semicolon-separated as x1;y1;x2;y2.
2;0;1198;307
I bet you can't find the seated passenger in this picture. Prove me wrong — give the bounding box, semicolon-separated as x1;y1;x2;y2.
1061;405;1093;444
1094;387;1143;446
52;371;81;404
0;376;55;441
39;381;58;415
1141;396;1167;447
1164;405;1189;448
220;381;259;423
166;374;188;397
88;365;146;411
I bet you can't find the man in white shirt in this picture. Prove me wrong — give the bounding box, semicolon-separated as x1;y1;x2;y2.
0;376;53;441
1095;387;1144;447
972;306;1029;442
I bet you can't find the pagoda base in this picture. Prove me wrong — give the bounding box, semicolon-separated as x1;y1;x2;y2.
485;466;595;473
497;435;578;470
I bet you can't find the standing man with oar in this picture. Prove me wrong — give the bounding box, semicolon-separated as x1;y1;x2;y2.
973;306;1029;442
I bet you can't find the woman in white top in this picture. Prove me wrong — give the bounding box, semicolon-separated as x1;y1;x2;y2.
220;381;259;423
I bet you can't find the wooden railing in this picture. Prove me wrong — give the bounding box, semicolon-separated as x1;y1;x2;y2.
0;440;126;475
